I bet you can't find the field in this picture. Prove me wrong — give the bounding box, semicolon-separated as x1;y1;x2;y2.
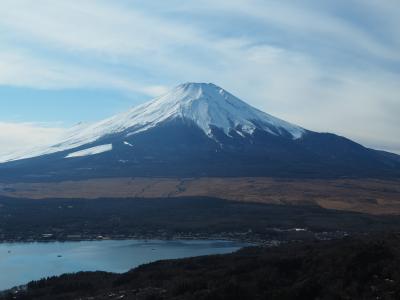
1;177;399;215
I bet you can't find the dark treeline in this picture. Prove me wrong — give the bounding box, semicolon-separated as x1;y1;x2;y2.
1;197;400;242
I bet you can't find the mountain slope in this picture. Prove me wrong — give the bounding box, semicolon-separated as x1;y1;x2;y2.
0;82;399;181
0;83;305;163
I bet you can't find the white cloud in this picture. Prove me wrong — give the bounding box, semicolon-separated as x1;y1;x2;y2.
0;0;196;55
0;49;168;96
0;0;398;154
0;122;65;157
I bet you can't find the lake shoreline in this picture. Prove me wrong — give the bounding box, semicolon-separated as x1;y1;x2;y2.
3;234;399;300
0;231;286;247
0;238;250;292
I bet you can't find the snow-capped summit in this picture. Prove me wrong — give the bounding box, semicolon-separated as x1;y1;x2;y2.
0;83;305;163
140;82;305;139
80;81;305;141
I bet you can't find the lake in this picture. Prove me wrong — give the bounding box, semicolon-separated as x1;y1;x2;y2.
0;239;246;291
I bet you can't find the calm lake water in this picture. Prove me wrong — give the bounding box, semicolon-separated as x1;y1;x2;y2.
0;239;246;291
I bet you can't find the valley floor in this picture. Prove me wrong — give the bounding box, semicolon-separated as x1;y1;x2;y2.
1;195;400;299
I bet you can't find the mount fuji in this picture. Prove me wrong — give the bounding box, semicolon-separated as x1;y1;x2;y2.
0;82;399;181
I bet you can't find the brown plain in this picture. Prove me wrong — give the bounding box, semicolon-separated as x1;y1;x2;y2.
0;177;399;215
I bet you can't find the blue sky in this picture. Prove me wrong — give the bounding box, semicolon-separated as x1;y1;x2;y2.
0;0;399;155
0;87;143;124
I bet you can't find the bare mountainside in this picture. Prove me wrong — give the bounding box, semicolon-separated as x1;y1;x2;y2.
1;177;399;215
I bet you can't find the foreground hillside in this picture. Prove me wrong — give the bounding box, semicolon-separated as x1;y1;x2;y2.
3;234;400;300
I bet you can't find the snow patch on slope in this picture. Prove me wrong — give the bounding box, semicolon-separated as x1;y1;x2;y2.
123;141;134;147
65;144;112;158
